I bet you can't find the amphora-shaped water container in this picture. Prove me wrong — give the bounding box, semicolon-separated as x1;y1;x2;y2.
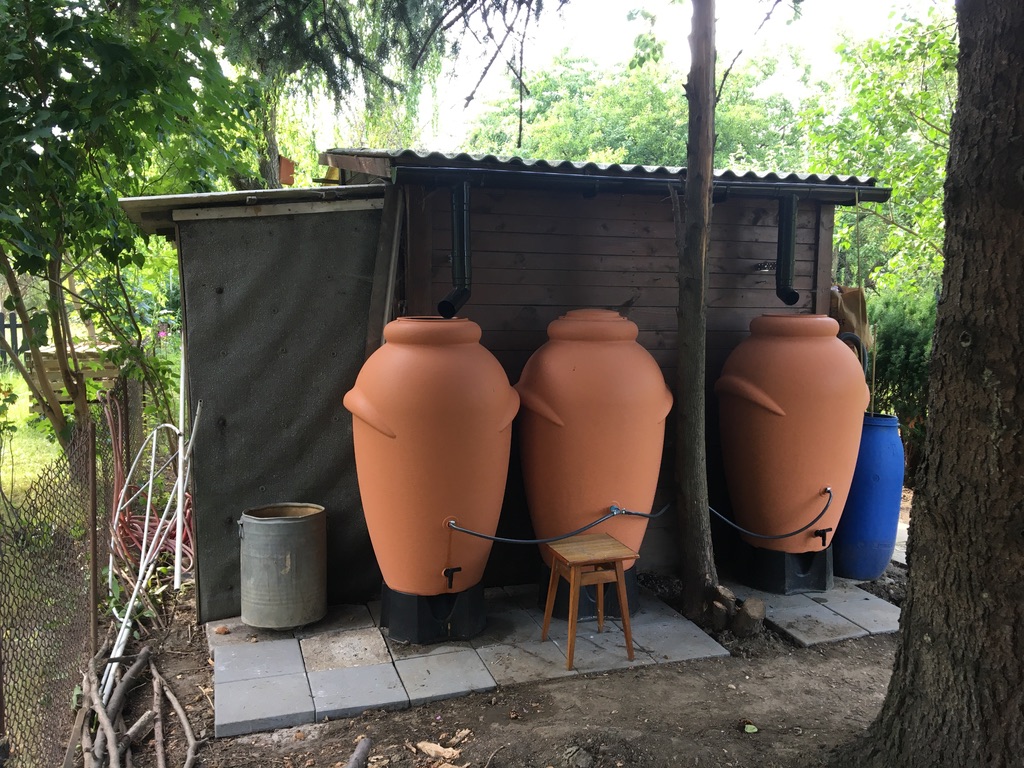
715;314;869;559
344;317;519;641
516;309;673;569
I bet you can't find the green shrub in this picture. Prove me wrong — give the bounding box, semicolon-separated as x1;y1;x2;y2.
868;288;937;486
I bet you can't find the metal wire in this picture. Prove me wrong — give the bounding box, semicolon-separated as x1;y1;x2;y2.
708;487;834;540
447;503;670;545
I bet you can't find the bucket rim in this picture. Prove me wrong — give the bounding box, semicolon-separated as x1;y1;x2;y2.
240;502;325;521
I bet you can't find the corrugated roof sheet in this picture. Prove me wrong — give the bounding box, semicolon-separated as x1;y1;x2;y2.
322;148;882;187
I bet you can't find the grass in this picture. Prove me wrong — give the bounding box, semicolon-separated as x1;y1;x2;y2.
0;365;63;506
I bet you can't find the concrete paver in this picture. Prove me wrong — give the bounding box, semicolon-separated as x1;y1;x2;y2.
212;637;305;684
214;672;313;738
892;521;909;565
394;649;497;706
629;617;732;663
730;583;872;647
308;664;409;720
294;604;375;639
815;581;901;634
211;571;901;737
299;627;392;672
477;641;576;685
205;618;293;659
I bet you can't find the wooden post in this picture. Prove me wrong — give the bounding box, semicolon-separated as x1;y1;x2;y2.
88;421;98;659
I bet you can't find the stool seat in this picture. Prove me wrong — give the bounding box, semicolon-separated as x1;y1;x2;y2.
541;532;637;670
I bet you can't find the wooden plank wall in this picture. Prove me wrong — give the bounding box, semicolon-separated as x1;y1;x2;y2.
405;184;829;576
412;186;823;386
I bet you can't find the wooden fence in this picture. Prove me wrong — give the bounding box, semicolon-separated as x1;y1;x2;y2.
0;312;21;364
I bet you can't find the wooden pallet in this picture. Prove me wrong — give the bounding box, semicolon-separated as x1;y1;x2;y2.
24;345;121;411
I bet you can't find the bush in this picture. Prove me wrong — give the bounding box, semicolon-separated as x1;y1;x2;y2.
868;288;937;486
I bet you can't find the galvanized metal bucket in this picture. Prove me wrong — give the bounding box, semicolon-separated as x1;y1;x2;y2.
238;503;327;629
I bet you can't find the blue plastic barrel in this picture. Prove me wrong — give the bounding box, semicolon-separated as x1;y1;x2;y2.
832;413;905;580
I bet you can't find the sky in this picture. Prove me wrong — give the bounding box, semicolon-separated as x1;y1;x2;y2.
417;0;949;149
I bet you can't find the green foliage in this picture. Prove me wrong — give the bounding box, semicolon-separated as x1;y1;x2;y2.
465;52;807;169
0;0;250;438
868;288;937;486
804;6;957;291
0;367;61;504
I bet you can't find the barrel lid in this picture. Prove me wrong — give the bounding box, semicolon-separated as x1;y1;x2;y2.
547;309;639;342
383;316;482;345
749;314;840;338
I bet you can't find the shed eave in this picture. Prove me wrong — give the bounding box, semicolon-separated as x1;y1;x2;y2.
118;184;388;236
388;165;892;205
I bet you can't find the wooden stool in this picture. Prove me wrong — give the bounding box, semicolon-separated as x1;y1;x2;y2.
541;532;637;670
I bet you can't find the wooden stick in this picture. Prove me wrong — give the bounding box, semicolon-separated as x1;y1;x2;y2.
152;664;199;768
62;704;89;768
344;736;373;768
151;662;167;768
116;710;155;758
85;659;121;768
484;744;508;768
81;709;95;768
94;646;151;763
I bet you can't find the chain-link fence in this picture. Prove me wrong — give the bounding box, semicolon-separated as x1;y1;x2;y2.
0;379;143;767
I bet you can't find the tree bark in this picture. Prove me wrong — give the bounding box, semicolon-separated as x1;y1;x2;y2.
674;0;719;621
257;96;281;189
832;1;1024;765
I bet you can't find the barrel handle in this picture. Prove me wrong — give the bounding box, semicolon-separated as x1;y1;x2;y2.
343;388;397;438
714;374;786;417
654;387;674;421
498;388;521;432
514;387;565;427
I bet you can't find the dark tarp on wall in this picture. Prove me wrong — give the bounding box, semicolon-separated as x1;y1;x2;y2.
179;203;384;623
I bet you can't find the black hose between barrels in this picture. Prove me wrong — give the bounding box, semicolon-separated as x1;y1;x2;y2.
707;487;834;541
446;503;670;545
448;490;832;545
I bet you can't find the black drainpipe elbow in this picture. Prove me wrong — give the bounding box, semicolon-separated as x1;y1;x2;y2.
776;193;800;306
438;181;472;318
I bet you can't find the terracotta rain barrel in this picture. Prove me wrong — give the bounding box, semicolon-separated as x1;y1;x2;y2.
715;314;869;554
516;309;673;568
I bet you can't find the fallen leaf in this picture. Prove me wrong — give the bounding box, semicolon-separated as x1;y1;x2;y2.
305;760;315;767
213;625;231;635
416;741;461;760
509;710;520;720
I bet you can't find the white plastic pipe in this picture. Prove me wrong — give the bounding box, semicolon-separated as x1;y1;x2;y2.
175;335;186;589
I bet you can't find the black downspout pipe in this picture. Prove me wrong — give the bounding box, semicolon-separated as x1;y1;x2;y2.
438;181;472;318
776;193;800;306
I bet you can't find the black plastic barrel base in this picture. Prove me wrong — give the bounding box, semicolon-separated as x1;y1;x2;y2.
380;583;486;644
536;565;640;621
743;543;833;595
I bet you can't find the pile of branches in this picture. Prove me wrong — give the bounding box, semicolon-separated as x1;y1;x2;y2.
67;643;201;768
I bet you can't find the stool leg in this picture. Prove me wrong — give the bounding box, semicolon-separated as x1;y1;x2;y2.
614;561;634;661
541;559;560;641
566;564;581;670
596;573;605;633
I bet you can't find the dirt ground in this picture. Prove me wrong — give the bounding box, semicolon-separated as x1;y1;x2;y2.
119;580;901;768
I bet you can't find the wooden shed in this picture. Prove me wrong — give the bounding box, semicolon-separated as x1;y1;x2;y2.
121;151;890;623
321;149;891;575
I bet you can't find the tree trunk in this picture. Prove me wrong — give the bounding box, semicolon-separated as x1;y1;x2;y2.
257;96;281;189
674;0;719;621
832;2;1024;765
